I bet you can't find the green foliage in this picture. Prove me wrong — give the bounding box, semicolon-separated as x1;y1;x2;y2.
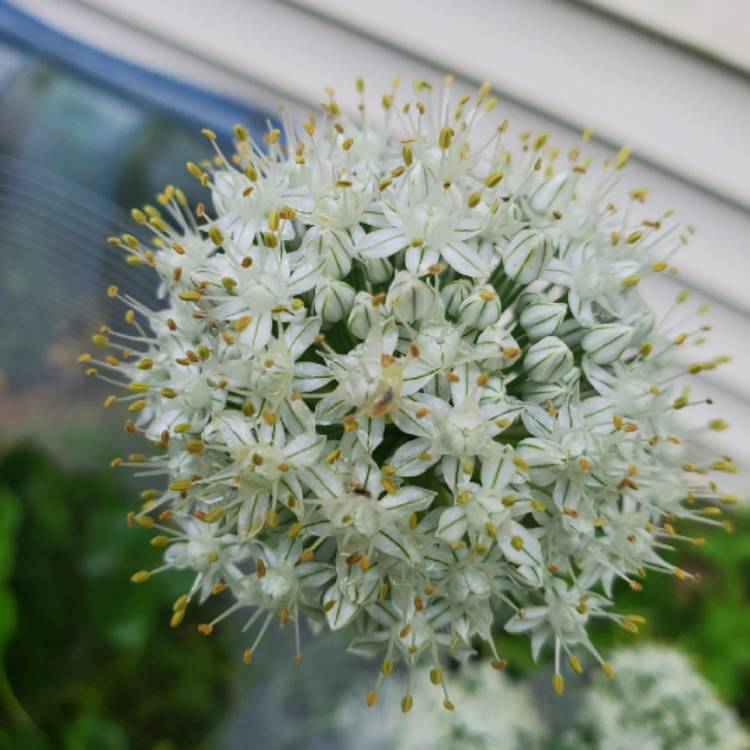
0;443;233;749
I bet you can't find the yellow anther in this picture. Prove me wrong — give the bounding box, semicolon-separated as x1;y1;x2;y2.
168;479;193;491
262;409;276;425
484;170;504;188
552;673;564;695
178;290;201;302
128;400;147;412
170;610;185;628
532;132;548;150
467;191;482;208
135;511;154;530
242;401;255;417
614;146;631;170
131;570;151;583
438;126;454;149
568;654;583;673
382;478;398;495
477;81;491;100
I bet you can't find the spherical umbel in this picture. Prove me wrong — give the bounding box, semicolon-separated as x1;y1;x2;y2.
85;75;736;709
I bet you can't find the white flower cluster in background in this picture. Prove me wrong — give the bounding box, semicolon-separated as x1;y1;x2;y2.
564;646;749;750
82;76;737;707
338;661;546;749
340;647;748;750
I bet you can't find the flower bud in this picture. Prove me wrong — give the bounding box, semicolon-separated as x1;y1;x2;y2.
441;279;473;318
348;291;388;339
503;228;553;284
522;368;579;404
302;227;353;279
524;336;574;382
458;285;502;329
582;324;633;364
362;256;393;284
314;279;355;323
519;300;566;341
623;309;654;345
556;317;586;348
476;323;521;370
385;271;436;323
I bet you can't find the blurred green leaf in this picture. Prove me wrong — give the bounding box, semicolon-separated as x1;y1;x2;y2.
0;489;21;579
0;489;21;659
0;443;232;749
64;714;129;750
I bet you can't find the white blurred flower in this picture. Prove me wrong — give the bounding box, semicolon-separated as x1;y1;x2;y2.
566;646;749;750
338;662;547;750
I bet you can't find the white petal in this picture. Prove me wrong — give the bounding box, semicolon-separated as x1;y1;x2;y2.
284;432;325;468
356;227;407;259
389;438;438;477
380;486;435;514
441;241;489;277
284;317;321;359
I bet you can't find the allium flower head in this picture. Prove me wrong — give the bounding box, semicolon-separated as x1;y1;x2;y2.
567;646;749;750
83;76;737;708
